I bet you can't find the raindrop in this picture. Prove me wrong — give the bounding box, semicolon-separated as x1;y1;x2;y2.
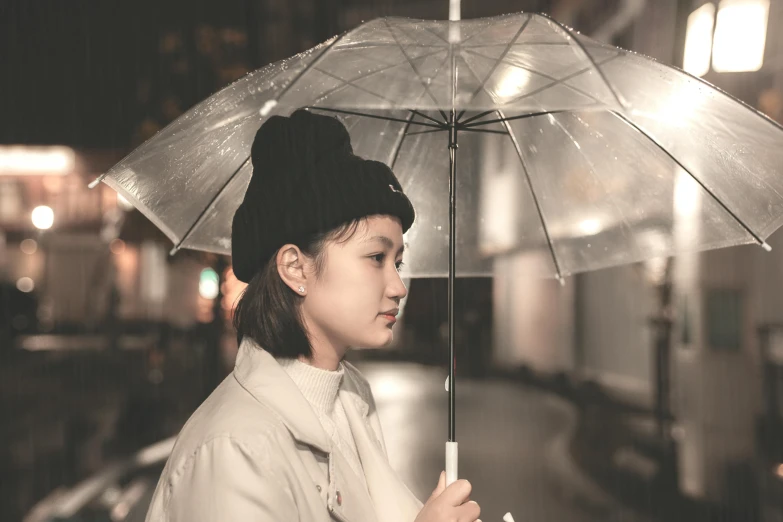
259;100;278;117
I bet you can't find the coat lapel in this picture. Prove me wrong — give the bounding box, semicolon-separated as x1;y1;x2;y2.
340;367;424;522
233;340;386;522
233;339;331;454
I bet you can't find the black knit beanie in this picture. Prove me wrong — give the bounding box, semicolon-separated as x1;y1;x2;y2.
231;109;416;283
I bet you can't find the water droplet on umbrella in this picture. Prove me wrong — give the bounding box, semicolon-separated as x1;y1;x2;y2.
259;100;278;117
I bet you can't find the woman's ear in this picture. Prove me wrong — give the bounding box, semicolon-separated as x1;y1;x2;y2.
276;244;309;295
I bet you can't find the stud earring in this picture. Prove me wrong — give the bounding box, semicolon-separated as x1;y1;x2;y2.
298;286;305;293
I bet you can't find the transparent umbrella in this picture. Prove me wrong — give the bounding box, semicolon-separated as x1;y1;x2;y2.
90;11;783;489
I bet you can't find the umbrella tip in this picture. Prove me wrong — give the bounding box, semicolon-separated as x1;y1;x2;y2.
169;245;180;256
556;275;565;287
762;242;772;252
88;177;102;189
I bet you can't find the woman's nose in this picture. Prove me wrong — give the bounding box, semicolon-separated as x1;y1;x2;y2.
389;271;408;300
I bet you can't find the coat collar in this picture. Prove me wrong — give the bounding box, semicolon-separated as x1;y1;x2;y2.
232;338;369;454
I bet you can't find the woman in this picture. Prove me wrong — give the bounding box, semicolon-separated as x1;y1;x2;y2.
145;109;482;522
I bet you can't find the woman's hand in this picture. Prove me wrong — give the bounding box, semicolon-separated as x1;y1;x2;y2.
414;471;482;522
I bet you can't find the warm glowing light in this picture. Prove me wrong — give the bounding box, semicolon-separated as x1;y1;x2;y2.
20;239;38;254
117;193;135;211
110;239;126;255
712;0;769;72
683;3;716;77
495;66;532;99
0;145;75;175
16;277;34;293
578;218;603;236
31;206;54;230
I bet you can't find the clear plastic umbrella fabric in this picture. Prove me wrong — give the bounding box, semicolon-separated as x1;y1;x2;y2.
95;12;783;278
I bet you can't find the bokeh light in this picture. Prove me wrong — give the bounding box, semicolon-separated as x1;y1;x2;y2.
31;205;54;230
16;277;34;293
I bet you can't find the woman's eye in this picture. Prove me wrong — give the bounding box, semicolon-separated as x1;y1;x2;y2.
395;261;405;272
372;253;385;263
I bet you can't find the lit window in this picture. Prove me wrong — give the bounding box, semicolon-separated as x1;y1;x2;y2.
712;0;769;72
683;3;716;77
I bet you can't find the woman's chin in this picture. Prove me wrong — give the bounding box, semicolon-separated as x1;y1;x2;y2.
356;331;394;350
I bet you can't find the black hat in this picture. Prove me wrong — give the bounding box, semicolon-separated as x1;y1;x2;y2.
231;109;415;283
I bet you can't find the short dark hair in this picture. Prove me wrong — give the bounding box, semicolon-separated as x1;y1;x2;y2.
233;219;365;359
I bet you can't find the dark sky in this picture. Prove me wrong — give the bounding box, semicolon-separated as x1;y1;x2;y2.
2;0;555;149
1;0;250;148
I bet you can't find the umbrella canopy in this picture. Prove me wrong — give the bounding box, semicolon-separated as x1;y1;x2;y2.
91;11;783;485
91;12;783;280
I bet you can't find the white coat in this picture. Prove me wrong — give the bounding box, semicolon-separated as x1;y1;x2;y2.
145;338;424;522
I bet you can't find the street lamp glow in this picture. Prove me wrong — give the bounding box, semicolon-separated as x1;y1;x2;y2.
683;3;715;77
31;205;54;230
0;145;75;175
117;193;135;211
16;277;35;293
578;218;603;236
712;0;769;73
495;67;531;100
199;268;220;300
20;238;38;254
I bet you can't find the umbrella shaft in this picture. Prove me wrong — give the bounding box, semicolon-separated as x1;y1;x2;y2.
448;114;458;443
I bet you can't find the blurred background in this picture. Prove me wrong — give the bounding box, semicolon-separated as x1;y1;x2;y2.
2;0;783;521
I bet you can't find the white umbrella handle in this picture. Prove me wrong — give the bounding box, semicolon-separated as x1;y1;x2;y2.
445;441;459;486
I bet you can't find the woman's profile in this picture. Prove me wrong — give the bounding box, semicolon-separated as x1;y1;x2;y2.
145;109;481;522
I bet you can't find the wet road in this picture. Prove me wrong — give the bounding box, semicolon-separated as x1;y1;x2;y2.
357;362;657;522
26;360;661;522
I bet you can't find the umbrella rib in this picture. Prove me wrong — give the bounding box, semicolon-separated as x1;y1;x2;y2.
390;112;416;169
458;110;497;126
305;106;444;129
497;52;623;108
311;48;446;104
465;15;532;105
387;18;449;46
498;110;565;281
457;127;508;134
460;109;569;128
313;67;401;106
462;47;609;106
538;13;625;110
90;24;359;191
551;115;645;257
170;156;251;255
384;19;450;122
339;42;436;50
642;54;783;135
409;110;446;125
405;128;448;135
611;111;770;249
466;42;572;49
455;51;565;276
389;54;455;167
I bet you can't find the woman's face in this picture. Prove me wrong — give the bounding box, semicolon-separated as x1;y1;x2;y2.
301;215;407;353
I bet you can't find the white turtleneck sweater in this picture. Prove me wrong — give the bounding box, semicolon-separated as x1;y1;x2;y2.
277;358;368;492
